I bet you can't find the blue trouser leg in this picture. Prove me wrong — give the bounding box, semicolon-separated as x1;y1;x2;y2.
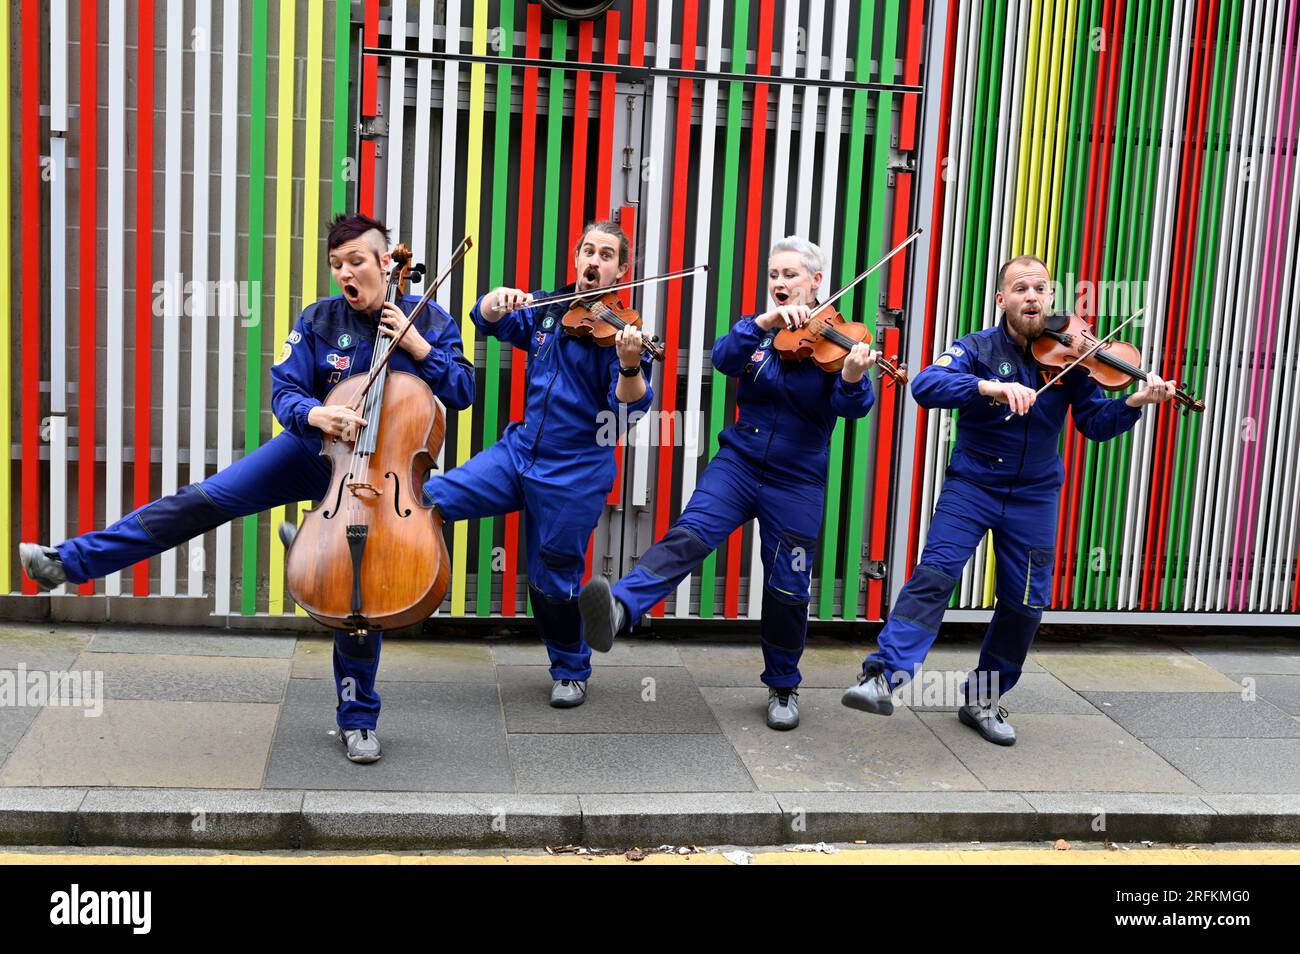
755;481;823;689
521;460;609;681
963;489;1058;703
866;478;995;686
334;629;383;730
612;450;757;621
56;431;330;584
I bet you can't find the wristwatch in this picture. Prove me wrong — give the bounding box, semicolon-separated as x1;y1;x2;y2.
619;364;642;377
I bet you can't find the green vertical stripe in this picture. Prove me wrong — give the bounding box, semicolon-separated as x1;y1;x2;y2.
541;19;567;291
699;0;749;618
1165;0;1240;607
242;0;269;615
477;1;515;616
331;0;350;233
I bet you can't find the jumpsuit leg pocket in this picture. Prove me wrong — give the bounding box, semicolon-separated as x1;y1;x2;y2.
768;530;817;604
1023;546;1056;609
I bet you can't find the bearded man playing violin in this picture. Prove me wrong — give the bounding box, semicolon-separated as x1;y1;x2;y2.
20;213;476;764
421;221;654;709
579;236;878;731
841;254;1177;745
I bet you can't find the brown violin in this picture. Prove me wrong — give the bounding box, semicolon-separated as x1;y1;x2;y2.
1032;312;1205;414
285;239;470;634
771;229;923;387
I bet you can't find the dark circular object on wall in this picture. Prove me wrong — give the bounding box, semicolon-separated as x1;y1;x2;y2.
539;0;617;19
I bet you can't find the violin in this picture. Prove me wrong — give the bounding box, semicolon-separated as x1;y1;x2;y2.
772;303;909;385
560;290;666;362
769;229;923;387
1032;313;1205;414
285;241;467;635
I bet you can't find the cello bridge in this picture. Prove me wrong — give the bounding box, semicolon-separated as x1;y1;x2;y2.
348;481;382;498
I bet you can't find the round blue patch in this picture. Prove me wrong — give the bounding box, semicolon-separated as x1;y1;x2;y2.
998;361;1013;376
542;316;555;329
760;337;772;349
338;334;353;348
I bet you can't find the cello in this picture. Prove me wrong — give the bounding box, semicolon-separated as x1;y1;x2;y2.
285;240;469;635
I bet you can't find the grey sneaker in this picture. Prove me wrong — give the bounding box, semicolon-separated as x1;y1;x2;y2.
338;727;382;763
766;688;800;730
19;543;66;592
840;671;895;716
550;679;588;708
958;702;1016;746
278;521;297;550
578;577;625;653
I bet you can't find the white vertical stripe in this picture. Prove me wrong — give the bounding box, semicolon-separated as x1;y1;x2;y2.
214;0;240;616
814;0;851;285
793;1;823;237
674;0;725;617
105;0;126;596
748;0;802;618
159;3;185;594
50;0;67;131
188;0;212;596
385;0;408;238
410;1;435;266
631;1;674;508
49;133;68;595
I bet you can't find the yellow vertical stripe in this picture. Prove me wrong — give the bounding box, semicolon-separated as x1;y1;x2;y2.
1024;0;1052;255
450;5;489;616
293;1;325;617
268;0;297;614
0;0;9;590
1046;0;1078;269
1011;0;1042;253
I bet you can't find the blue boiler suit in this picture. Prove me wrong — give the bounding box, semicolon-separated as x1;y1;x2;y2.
55;294;475;730
421;287;654;682
863;318;1143;702
611;314;876;688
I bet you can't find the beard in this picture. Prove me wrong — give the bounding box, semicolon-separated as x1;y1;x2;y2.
1007;307;1047;341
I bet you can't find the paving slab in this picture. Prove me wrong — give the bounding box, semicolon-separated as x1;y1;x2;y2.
916;712;1201;794
300;791;581;849
85;628;296;658
1228;673;1300;715
0;694;42;760
498;665;720;734
291;637;497;683
509;733;755;794
1144;739;1300;794
705;688;985;792
903;671;1095;714
0;699;278;789
678;642;871;688
88;652;291;703
492;638;683;667
1033;652;1243;693
1084;692;1300;739
1188;650;1300;676
0;626;91;670
264;679;513;793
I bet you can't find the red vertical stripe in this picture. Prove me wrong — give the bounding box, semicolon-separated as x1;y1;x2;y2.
502;5;544;616
906;0;960;577
132;1;155;596
19;0;41;594
360;0;379;214
868;328;902;620
1145;0;1218;606
725;0;774;618
79;3;99;595
898;0;925;152
566;21;595;284
594;11;620;216
629;0;646;67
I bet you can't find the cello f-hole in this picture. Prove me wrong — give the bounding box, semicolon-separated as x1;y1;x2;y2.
385;472;412;517
322;472;352;519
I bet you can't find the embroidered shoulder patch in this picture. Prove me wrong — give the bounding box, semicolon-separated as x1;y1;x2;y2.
934;354;954;368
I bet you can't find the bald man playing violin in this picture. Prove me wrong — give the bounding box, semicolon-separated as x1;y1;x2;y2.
422;221;654;709
842;255;1177;744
